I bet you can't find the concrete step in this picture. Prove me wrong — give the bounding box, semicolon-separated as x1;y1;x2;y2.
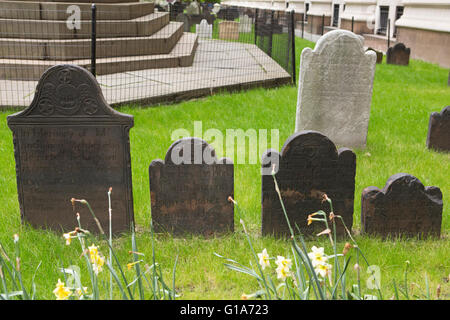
0;32;199;80
0;1;154;20
362;33;396;53
0;22;184;60
0;11;170;39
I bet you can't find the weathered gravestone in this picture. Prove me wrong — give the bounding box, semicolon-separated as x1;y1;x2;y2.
386;43;410;66
218;21;239;40
196;19;212;39
7;64;134;234
239;14;252;33
261;131;356;237
149;138;234;236
426;106;450;152
185;0;200;15
366;47;383;64
295;30;377;149
176;13;190;32
361;173;442;238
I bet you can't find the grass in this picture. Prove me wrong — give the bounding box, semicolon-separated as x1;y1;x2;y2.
0;37;449;300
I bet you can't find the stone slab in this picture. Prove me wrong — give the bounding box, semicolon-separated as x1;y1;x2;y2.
149;138;234;236
361;173;443;238
6;64;135;234
261;131;356;238
426;106;450;152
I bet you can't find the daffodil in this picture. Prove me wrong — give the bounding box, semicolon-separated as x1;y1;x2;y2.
257;249;270;270
127;260;143;270
307;246;328;267
314;262;332;278
88;244;105;275
276;265;290;281
275;256;292;270
53;279;72;300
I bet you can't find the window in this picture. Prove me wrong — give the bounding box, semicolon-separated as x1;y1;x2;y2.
333;4;340;27
377;6;389;35
393;6;404;37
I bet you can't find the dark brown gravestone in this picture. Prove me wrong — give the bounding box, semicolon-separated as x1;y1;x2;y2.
149;137;234;236
367;47;383;64
7;64;134;235
361;173;442;238
386;43;410;66
261;131;356;238
426;106;450;152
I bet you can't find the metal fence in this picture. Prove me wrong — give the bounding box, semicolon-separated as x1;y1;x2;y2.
0;2;295;109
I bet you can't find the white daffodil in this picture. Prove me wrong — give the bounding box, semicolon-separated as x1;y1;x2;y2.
275;256;292;270
276;265;290;281
314;262;332;278
308;246;328;267
257;249;270;270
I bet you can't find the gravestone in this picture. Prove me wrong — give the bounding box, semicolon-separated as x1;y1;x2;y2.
218;21;239;40
261;131;356;237
176;13;190;32
366;47;383;64
170;1;184;20
185;1;200;15
239;14;252;33
386;43;410;66
7;64;134;234
196;19;212;39
295;30;377;149
426;106;450;152
361;173;442;238
149;138;234;236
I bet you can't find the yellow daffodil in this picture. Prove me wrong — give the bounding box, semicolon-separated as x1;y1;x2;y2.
53;279;72;300
88;244;105;275
126;260;143;270
275;256;292;270
257;249;270;270
75;287;89;298
307;246;328;267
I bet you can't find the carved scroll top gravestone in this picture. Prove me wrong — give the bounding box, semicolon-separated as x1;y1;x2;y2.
7;64;134;234
386;43;410;66
426;106;450;152
261;131;356;237
149;138;234;236
295;30;377;149
361;173;443;238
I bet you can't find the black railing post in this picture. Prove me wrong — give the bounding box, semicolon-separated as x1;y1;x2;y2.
351;16;354;32
91;3;96;77
290;10;296;85
321;14;324;35
254;8;259;44
387;18;391;50
301;13;304;38
268;10;274;57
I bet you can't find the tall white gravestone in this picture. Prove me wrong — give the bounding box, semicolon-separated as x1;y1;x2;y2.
196;19;212;39
239;15;252;33
295;30;377;149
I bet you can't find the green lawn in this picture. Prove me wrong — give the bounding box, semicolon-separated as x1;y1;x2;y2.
0;37;448;300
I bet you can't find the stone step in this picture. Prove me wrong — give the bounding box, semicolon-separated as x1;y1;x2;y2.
0;11;169;39
0;32;199;80
0;22;184;60
0;1;154;21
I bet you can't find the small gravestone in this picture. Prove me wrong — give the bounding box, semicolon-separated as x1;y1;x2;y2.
239;14;252;33
218;21;239;40
149;138;234;236
361;173;442;238
295;30;377;149
196;19;212;39
426;106;450;152
7;64;134;234
176;13;190;32
386;43;410;66
261;131;356;237
366;47;383;64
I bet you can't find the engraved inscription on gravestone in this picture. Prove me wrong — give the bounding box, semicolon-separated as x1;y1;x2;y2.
261;131;356;237
295;30;377;149
361;173;442;238
426;106;450;152
149;138;234;236
7;64;134;234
